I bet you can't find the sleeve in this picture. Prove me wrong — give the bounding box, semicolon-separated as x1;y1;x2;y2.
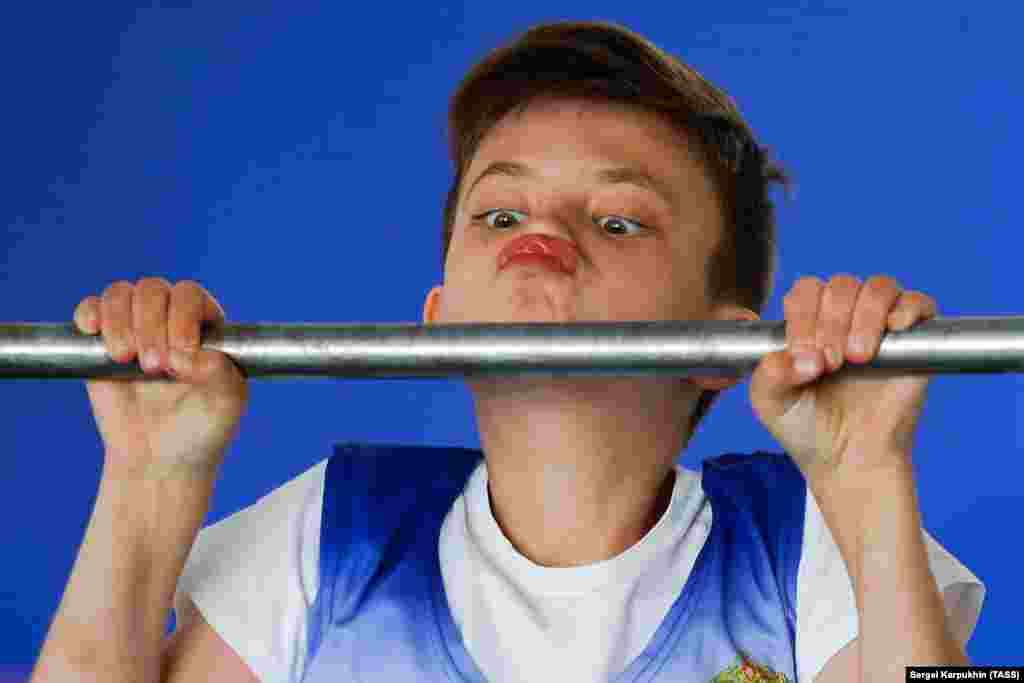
794;483;986;683
172;459;327;683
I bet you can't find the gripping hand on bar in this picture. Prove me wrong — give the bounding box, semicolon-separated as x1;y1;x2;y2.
53;279;251;478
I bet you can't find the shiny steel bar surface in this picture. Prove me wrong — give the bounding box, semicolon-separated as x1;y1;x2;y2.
1;317;1023;380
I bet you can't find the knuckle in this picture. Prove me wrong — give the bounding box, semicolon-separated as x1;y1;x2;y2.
136;276;171;291
828;274;861;292
823;278;859;303
798;274;823;290
864;282;899;305
173;281;210;311
831;272;860;284
792;276;824;293
172;279;202;293
866;274;899;291
102;280;133;299
784;277;823;305
175;284;205;312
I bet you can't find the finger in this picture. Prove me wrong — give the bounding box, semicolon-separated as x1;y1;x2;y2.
168;281;207;352
132;277;172;373
201;285;227;326
73;295;102;334
846;275;901;364
748;348;823;425
815;274;862;371
782;274;823;376
168;282;227;380
171;281;226;346
888;291;939;331
783;276;826;349
100;281;137;362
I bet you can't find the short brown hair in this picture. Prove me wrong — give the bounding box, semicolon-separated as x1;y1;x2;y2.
441;20;794;446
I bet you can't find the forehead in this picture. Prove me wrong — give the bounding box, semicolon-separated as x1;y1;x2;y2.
470;97;708;181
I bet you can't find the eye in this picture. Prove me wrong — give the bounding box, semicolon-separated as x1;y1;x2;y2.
596;215;646;236
474;209;526;230
472;209;647;236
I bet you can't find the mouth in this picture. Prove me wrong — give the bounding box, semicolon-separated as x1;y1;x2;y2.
497;234;578;276
499;253;570;275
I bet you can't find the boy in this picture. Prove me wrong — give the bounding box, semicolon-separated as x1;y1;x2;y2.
34;20;983;683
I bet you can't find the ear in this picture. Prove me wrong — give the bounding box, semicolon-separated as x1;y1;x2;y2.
423;285;443;324
690;373;744;392
688;305;761;393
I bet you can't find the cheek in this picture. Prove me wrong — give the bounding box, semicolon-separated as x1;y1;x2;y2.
436;264;489;319
624;255;705;315
449;216;488;253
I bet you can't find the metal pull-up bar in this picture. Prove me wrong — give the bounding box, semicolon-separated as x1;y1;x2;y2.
1;317;1022;380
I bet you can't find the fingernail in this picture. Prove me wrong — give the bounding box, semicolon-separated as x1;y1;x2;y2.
793;350;820;377
849;335;868;356
142;348;159;371
79;310;95;331
824;345;841;370
169;348;194;373
111;342;129;361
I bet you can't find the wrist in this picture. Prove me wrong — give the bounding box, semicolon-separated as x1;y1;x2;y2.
808;458;923;558
97;463;215;548
805;448;916;507
103;447;225;482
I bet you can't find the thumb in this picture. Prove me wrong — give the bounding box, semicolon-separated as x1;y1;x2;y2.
193;349;247;386
748;346;825;428
170;348;247;394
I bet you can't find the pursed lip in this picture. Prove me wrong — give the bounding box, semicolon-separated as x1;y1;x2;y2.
497;234;578;276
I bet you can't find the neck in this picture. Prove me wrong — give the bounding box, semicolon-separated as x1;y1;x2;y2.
468;375;695;568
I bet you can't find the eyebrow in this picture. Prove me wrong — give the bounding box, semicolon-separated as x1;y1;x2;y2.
465;160;676;207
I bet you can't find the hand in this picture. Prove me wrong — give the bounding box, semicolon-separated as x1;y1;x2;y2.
746;274;938;484
73;278;249;478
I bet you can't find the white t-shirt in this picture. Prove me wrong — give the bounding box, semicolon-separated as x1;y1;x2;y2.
173;457;985;683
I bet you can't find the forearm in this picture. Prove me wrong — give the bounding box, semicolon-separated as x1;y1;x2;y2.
809;460;967;682
30;462;217;683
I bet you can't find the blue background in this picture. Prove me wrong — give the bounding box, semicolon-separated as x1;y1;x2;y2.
2;2;1020;677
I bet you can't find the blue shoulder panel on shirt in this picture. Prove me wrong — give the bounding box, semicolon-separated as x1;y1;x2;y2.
305;442;482;677
698;450;807;678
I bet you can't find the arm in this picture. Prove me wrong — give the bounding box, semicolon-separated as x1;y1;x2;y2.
30;465;217;683
809;458;968;683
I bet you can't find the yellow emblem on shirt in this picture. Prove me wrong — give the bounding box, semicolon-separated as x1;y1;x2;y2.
708;652;791;682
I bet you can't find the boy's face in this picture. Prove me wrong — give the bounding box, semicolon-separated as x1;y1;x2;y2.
423;96;730;328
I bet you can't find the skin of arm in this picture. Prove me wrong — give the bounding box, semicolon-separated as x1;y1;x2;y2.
29;464;217;683
809;457;969;683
